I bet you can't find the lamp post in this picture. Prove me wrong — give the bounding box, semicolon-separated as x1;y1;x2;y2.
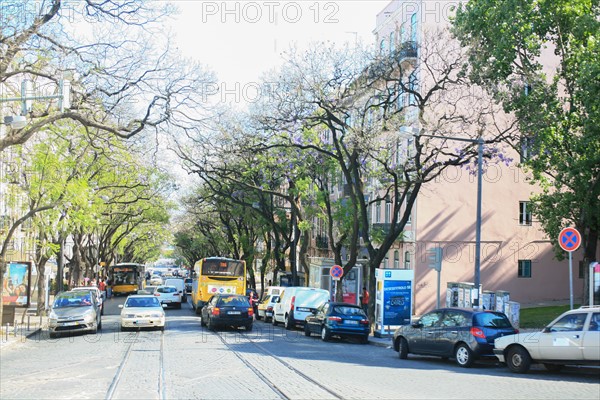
401;126;484;309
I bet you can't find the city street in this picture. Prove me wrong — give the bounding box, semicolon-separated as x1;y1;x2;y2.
1;297;598;400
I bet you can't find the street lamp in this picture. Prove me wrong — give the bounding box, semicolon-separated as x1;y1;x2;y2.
401;126;484;309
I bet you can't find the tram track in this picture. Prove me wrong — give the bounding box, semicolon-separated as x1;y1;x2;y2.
214;328;344;400
105;330;166;400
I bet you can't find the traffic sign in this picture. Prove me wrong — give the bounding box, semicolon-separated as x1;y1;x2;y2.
559;227;582;252
330;265;343;281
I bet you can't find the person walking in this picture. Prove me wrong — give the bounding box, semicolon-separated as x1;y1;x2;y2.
361;286;370;315
106;277;112;299
98;278;107;299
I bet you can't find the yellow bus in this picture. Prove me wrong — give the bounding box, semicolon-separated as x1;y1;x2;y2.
191;257;246;313
109;263;143;296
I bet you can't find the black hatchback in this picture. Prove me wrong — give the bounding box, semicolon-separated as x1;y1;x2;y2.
392;308;517;367
201;294;254;331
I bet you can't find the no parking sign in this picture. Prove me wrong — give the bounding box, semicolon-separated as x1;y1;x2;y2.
559;227;581;252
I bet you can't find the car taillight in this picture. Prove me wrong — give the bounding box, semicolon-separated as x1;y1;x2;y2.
470;327;486;339
359;319;369;325
291;296;295;310
154;293;160;296
248;308;254;316
267;306;273;311
514;328;519;334
212;307;220;316
328;316;342;323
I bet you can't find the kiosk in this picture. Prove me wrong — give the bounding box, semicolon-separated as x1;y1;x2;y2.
374;268;414;337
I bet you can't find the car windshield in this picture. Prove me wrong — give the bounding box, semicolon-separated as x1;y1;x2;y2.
125;297;161;307
333;305;366;316
54;292;93;308
157;287;177;293
474;312;513;328
218;296;250;307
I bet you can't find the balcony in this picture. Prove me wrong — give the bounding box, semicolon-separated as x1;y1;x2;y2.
395;41;417;64
315;234;329;249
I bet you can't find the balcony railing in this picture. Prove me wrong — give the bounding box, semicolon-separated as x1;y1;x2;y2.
315;234;329;249
395;41;417;61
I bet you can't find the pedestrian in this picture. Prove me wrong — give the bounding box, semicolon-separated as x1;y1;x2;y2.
98;278;107;299
106;277;112;299
361;286;369;315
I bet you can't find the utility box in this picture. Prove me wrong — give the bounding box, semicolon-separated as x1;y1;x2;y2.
374;268;414;337
482;290;496;311
495;290;510;312
504;301;520;328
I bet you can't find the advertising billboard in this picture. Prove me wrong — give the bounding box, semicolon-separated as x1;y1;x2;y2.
2;261;32;307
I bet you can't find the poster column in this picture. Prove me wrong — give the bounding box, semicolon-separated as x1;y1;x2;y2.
374;268;414;337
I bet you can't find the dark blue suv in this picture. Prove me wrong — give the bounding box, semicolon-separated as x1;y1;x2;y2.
393;308;517;367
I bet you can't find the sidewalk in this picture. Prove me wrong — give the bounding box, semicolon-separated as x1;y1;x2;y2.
0;313;47;351
368;334;393;348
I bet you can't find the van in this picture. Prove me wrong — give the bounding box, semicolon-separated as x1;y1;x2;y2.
164;278;187;303
272;287;330;330
262;286;284;300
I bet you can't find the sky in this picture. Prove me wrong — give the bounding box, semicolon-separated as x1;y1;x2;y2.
167;1;389;102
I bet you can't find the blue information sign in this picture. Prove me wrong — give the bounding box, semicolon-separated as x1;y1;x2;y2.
382;280;412;325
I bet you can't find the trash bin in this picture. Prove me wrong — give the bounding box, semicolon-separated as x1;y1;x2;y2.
2;305;16;326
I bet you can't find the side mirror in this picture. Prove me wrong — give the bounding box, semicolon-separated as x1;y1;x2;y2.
411;321;423;328
311;309;318;315
118;305;123;309
542;326;551;333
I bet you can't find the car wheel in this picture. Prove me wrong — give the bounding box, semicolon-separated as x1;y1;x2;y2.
195;305;202;315
321;326;331;341
304;324;311;337
120;325;127;332
543;363;563;373
160;325;165;332
507;346;532;373
360;335;369;344
256;314;262;321
454;343;474;368
246;324;253;332
398;337;409;359
98;319;102;331
207;317;216;331
200;316;207;327
49;332;57;339
272;315;278;326
284;314;294;330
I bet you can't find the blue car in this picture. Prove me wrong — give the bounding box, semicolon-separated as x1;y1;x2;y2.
392;307;518;368
304;302;370;344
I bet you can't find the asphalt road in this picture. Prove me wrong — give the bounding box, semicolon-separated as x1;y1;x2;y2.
1;296;598;399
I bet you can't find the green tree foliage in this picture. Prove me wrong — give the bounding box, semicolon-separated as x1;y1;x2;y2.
454;0;600;285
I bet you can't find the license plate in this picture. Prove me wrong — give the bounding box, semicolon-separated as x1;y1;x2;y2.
344;320;359;325
296;307;311;312
62;322;79;326
228;311;241;315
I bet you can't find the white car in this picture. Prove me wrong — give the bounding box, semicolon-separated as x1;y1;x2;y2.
154;285;182;309
494;306;600;373
149;275;164;286
119;295;166;331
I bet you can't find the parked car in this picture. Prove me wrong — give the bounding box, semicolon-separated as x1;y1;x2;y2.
138;285;158;295
119;295;166;331
164;278;187;302
153;285;182;308
272;287;330;329
257;294;279;322
392;307;517;367
48;290;102;338
494;306;600;373
71;286;105;315
184;278;193;293
304;302;370;343
201;294;254;331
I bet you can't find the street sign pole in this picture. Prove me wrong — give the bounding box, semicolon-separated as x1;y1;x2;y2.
558;227;582;310
569;252;573;310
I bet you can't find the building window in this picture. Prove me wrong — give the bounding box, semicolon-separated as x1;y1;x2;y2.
389;31;395;55
385;200;391;223
394;250;400;269
375;201;381;223
380;39;387;54
408;72;418;106
519;201;532;225
384;256;389;269
518;260;531;278
410;13;418;42
520;136;535;163
404;251;411;269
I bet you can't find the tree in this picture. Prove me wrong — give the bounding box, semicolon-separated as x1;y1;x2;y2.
1;0;215;151
251;36;516;317
454;0;600;303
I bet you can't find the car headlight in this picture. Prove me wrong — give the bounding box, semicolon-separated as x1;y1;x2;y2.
48;311;58;324
82;310;95;322
150;313;163;318
124;314;136;318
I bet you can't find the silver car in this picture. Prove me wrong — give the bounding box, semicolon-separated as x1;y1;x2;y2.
48;291;102;338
